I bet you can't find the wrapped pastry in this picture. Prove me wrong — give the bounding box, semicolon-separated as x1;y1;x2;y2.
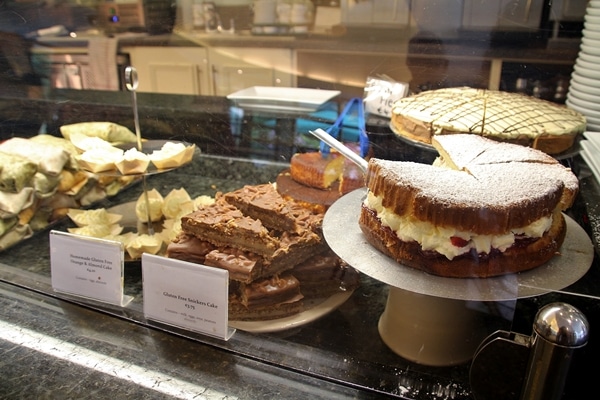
30;134;79;170
33;172;60;197
125;234;163;259
68;223;123;238
0;188;35;218
0;137;70;176
149;142;195;169
69;132;116;153
77;147;124;173
0;217;17;238
0;151;37;193
0;224;33;251
60;122;137;144
115;148;150;175
67;208;122;227
161;188;193;219
135;188;164;222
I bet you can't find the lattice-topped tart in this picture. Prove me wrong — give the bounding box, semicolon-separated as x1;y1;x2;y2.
390;87;586;155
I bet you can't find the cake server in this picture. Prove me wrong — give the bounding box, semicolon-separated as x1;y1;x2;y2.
309;128;368;173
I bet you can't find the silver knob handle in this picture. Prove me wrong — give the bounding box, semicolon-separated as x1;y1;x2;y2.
521;302;589;400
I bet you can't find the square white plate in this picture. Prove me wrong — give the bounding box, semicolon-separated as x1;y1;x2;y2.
227;86;341;113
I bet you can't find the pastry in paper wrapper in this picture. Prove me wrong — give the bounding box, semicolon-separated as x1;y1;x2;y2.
77;147;124;173
68;224;123;238
0;188;35;218
67;208;123;227
0;152;37;193
115;148;150;175
0;217;17;238
68;132;115;153
161;188;193;219
30;134;79;170
33;172;60;197
125;234;163;259
0;137;70;176
0;224;33;251
60;122;137;144
135;188;164;222
149;142;195;169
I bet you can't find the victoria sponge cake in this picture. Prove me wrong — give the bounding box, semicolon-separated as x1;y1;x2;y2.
359;134;578;278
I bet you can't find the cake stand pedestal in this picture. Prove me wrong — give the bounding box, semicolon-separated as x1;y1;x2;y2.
323;189;594;366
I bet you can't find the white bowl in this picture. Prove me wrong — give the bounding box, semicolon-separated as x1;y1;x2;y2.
571;71;600;88
581;43;600;56
584;19;600;31
582;36;600;47
587;8;600;16
578;51;600;64
567;93;600;111
583;29;600;40
576;56;600;68
585;14;600;24
569;79;600;96
568;86;600;102
574;64;600;79
567;99;600;119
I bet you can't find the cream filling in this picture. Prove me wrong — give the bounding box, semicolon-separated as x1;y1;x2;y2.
365;192;553;260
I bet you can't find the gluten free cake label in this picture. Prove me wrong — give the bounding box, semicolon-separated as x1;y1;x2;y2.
49;231;131;306
141;253;234;340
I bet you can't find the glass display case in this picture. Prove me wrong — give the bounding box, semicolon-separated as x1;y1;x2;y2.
0;1;598;399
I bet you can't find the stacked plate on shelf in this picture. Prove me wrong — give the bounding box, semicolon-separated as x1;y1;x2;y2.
580;131;600;184
567;1;600;131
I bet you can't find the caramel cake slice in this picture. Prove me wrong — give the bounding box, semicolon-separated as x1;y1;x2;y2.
292;249;361;297
224;183;323;234
180;199;279;257
204;247;264;283
165;233;216;264
228;274;304;321
201;235;327;283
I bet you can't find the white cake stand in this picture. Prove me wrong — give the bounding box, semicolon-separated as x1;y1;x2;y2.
323;189;594;366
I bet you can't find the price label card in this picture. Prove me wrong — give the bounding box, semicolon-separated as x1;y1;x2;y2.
142;253;234;340
49;230;131;306
363;76;409;118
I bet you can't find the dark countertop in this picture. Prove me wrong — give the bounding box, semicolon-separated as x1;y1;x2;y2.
0;150;599;399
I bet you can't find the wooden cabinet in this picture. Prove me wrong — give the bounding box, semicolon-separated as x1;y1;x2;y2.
123;46;210;95
123;46;295;96
208;47;296;96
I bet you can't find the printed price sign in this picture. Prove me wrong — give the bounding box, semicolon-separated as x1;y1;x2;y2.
142;253;234;340
49;230;132;306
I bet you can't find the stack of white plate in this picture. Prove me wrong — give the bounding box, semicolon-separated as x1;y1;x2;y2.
580;132;600;184
567;0;600;131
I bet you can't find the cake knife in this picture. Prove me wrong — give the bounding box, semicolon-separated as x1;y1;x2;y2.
309;128;368;173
